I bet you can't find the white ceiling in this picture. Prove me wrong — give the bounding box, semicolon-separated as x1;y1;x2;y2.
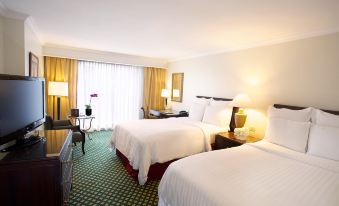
2;0;339;60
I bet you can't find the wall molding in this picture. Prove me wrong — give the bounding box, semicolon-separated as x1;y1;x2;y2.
25;16;44;44
0;1;28;20
43;44;168;68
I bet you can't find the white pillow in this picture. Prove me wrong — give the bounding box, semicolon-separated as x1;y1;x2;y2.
268;105;313;122
210;99;232;107
308;125;339;161
312;109;339;127
189;103;206;121
265;117;311;152
192;97;210;106
202;105;232;127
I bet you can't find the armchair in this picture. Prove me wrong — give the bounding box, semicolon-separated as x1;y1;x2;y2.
45;116;86;154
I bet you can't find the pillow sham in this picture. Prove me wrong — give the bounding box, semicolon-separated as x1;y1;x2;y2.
202;105;232;128
189;103;207;121
312;109;339;127
268;105;313;122
192;97;210;106
307;125;339;161
264;117;311;153
210;99;232;107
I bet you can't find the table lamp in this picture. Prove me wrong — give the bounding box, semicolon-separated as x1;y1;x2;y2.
48;81;68;120
231;93;251;128
161;89;171;109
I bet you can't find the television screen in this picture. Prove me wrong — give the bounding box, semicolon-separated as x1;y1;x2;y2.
0;77;45;143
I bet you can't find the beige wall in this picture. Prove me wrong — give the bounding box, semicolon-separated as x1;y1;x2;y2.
24;20;43;75
167;32;339;138
0;15;43;76
3;17;25;75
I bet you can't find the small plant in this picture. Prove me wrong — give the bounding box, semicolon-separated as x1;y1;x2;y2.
85;93;98;109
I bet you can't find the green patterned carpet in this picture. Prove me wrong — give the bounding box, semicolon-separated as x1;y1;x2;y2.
70;131;160;206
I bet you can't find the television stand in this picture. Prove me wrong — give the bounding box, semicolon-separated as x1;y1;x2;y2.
0;130;73;206
1;135;43;153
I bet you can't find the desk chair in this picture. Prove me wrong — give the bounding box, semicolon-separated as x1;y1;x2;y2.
141;107;158;119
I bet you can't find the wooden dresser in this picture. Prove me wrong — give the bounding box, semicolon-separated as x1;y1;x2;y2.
0;130;73;206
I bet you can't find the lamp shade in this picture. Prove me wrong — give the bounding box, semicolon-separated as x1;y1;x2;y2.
48;81;68;96
161;89;171;98
231;93;251;108
172;89;180;98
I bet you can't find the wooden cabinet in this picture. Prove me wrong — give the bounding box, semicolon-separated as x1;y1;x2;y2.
0;130;73;206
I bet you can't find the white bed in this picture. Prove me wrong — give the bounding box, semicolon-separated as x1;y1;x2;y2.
110;117;226;185
158;140;339;206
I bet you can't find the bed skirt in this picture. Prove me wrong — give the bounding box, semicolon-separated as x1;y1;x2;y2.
116;149;178;183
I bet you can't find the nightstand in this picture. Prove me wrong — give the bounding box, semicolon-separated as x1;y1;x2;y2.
214;132;261;150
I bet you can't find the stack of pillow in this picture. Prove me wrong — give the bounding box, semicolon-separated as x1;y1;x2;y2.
188;97;233;128
265;105;339;161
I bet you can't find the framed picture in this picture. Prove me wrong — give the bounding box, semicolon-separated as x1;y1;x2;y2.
171;73;184;102
29;52;40;77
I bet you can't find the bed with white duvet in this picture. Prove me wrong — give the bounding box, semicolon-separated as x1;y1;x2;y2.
159;105;339;206
110;97;232;185
110;117;226;185
159;140;339;206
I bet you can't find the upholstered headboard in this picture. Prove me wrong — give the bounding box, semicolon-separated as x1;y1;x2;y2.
196;96;237;132
273;104;339;116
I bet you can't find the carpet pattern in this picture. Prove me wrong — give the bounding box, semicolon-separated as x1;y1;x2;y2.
69;131;160;206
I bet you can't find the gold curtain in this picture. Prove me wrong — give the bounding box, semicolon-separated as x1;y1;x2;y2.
143;67;166;116
44;56;78;120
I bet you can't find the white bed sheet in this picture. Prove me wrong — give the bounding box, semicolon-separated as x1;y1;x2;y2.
110;117;226;185
158;140;339;206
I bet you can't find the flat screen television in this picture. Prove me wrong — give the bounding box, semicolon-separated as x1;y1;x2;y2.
0;74;45;147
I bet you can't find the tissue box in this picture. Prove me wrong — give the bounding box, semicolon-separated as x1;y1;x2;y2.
234;127;249;140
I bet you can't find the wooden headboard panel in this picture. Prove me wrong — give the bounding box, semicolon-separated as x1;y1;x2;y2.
196;95;232;101
274;104;339;116
196;96;237;132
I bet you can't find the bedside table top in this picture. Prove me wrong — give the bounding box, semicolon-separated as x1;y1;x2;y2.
217;132;261;144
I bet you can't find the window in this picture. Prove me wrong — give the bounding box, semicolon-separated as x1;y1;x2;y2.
77;60;143;130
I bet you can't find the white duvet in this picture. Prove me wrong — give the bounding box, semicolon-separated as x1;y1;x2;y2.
110;117;225;185
159;140;339;206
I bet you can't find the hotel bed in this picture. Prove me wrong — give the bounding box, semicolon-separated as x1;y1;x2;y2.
110;96;236;185
158;104;339;206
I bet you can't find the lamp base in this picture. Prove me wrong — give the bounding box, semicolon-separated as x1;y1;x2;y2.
235;108;247;128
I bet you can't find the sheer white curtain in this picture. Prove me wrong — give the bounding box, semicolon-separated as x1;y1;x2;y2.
77;60;143;130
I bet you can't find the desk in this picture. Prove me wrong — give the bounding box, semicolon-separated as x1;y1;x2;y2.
149;109;188;118
69;115;95;139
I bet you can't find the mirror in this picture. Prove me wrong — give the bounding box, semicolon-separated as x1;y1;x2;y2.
171;73;184;102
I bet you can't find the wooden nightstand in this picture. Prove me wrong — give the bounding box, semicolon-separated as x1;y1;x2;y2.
214;132;261;150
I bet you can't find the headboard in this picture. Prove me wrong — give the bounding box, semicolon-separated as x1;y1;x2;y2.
196;95;232;102
274;104;339;116
196;96;237;132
